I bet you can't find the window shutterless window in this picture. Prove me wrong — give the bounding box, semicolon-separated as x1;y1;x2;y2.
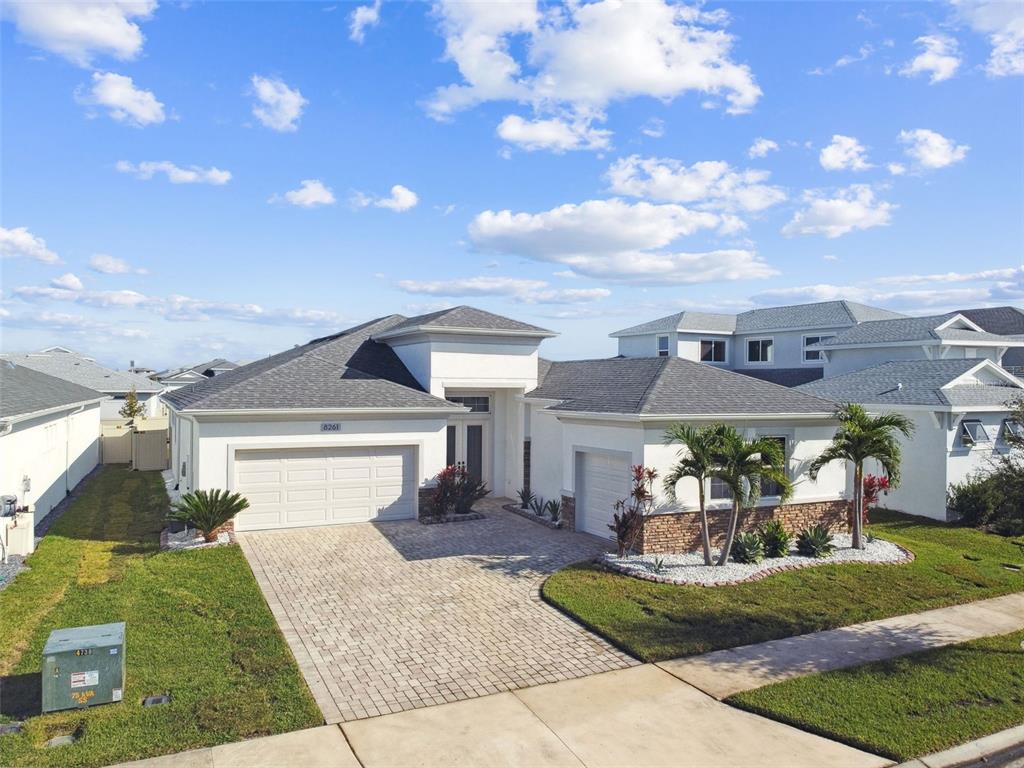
747;338;773;364
1000;419;1023;443
759;436;788;497
803;334;834;362
709;476;732;501
700;339;726;363
657;335;670;357
959;419;990;447
446;396;490;413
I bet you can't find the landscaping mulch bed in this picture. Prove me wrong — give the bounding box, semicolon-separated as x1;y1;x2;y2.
160;527;237;551
502;503;563;529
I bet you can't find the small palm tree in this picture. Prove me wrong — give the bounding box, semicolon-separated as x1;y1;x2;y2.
168;489;249;542
809;403;915;550
662;423;729;566
713;428;793;566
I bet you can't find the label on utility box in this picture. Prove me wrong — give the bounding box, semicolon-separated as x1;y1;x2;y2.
70;671;99;688
112;688;123;702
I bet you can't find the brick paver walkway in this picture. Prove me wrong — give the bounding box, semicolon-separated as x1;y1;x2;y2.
239;499;637;723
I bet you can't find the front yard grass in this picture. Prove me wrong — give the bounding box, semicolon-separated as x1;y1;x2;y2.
726;629;1024;761
0;466;322;768
543;510;1024;661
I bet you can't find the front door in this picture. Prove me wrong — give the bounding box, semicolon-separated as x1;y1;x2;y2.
446;419;489;487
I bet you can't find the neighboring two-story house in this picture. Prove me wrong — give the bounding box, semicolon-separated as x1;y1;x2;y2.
610;300;907;386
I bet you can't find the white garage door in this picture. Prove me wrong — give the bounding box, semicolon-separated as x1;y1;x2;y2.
233;446;416;531
577;451;631;539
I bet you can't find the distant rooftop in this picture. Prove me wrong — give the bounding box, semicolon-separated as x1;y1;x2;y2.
611;300;905;337
811;313;1022;348
374;305;555;339
0;361;106;420
2;348;163;394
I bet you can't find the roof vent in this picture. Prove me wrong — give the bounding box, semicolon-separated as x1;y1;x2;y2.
896;382;903;391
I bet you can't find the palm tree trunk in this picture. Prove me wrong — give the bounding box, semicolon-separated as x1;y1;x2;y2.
716;499;741;566
698;485;712;566
852;462;864;550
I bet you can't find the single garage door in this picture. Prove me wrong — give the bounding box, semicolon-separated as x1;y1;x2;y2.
577;451;631;539
233;446;416;531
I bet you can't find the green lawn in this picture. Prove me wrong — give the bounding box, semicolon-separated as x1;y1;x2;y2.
543;510;1024;661
0;466;322;768
727;629;1024;761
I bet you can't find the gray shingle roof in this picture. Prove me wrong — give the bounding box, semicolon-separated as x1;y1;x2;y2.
162;315;461;412
739;367;825;388
956;306;1024;336
527;357;836;416
0;361;106;419
795;359;1022;408
2;349;163;394
611;300;904;337
377;305;554;337
154;358;239;380
813;314;1018;347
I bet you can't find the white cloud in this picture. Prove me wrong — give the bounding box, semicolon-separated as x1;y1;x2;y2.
496;114;611;152
426;0;760;150
782;185;895;238
3;311;149;339
748;137;779;158
898;128;969;169
873;266;1022;285
115;160;231;185
272;179;336;208
77;71;165;126
88;254;148;274
887;162;906;176
822;254;839;262
900;35;961;83
14;285;152;308
606;155;786;213
819;134;872;171
349;0;381;43
51;273;83;291
953;0;1024;77
3;1;156;67
641;118;665;138
836;43;874;67
468;198;776;285
250;75;307;132
352;184;418;212
0;226;60;263
397;276;611;305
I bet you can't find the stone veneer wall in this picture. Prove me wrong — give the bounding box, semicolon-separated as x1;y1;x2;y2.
417;486;435;519
635;500;852;555
522;439;532;498
560;494;576;531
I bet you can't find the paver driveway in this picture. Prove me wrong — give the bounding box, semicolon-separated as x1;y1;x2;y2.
239;499;637;723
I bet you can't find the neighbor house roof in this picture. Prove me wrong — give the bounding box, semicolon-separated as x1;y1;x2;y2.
162;315;463;412
1;349;163;394
0;361;107;420
527;357;836;416
811;313;1020;348
610;300;904;337
740;367;825;388
957;306;1024;370
154;358;239;381
795;359;1023;408
373;305;555;340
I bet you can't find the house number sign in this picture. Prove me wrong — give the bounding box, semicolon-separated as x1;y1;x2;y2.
320;422;342;433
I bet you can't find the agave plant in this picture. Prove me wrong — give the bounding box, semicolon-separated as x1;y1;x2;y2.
730;532;764;564
757;519;792;558
530;496;546;516
516;487;536;510
544;498;562;523
796;524;835;558
168;489;249;542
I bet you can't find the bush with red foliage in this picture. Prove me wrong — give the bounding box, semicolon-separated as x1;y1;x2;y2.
608;465;658;557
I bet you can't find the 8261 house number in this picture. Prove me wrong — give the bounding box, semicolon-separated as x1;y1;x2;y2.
320;422;342;432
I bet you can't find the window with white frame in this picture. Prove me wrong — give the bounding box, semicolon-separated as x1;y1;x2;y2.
657;334;670;357
700;339;726;363
446;395;490;413
803;334;835;362
759;436;788;497
709;476;732;501
746;337;773;364
958;419;990;447
1001;418;1024;444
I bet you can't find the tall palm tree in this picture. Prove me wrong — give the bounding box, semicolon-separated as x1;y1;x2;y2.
713;428;793;566
809;403;915;550
662;423;729;565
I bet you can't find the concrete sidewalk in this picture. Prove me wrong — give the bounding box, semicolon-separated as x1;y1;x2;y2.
657;591;1024;699
119;666;888;768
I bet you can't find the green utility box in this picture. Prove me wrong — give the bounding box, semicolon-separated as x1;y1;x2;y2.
42;622;126;713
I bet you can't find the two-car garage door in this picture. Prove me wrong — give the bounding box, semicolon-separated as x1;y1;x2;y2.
233;446;415;531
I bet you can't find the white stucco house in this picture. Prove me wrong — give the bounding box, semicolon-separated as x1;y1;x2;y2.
0;361;106;519
163;306;852;549
2;347;164;421
797;359;1024;522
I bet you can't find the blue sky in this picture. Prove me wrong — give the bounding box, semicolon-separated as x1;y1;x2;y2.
2;0;1022;369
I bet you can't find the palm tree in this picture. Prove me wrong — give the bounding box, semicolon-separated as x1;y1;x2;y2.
809;403;915;550
713;428;793;566
662;423;729;565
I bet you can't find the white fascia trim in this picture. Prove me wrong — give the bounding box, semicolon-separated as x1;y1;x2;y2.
943;359;1024;390
2;396;108;425
550;410;834;423
861;401;1015;414
373;326;557;342
173;406;466;418
936;313;985;332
